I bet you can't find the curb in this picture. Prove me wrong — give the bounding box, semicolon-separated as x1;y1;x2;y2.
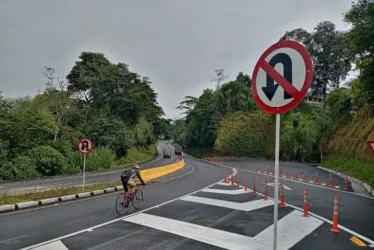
0;159;186;214
0;204;15;212
39;197;59;205
317;166;374;197
16;201;39;210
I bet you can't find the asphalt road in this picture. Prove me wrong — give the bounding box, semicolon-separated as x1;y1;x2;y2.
0;155;373;249
0;140;175;195
221;160;374;244
0;154;227;250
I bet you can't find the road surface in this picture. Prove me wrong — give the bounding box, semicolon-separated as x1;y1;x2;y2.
0;154;373;250
0;140;175;195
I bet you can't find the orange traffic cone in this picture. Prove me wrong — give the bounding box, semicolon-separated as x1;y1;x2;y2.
344;176;348;191
280;183;285;208
331;197;340;233
329;172;333;187
253;177;257;196
264;180;268;200
303;187;309;217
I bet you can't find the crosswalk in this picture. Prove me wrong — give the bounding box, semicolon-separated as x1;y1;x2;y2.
30;180;360;250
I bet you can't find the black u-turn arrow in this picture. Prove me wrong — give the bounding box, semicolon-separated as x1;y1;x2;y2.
262;53;293;101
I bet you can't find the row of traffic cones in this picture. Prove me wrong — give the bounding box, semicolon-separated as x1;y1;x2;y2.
224;173;341;234
256;165;349;191
203;158;224;163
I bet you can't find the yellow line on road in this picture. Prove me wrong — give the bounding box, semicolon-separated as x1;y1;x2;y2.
350;236;367;247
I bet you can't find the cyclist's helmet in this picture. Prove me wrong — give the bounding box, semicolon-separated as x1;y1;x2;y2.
132;164;140;170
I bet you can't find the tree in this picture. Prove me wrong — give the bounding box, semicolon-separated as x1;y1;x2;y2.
280;22;353;100
216;80;249;115
40;66;76;143
66;52;164;126
236;72;252;88
211;69;228;89
344;0;374;106
176;96;199;118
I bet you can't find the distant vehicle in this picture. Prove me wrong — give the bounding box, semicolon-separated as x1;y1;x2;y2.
174;145;183;155
163;149;171;158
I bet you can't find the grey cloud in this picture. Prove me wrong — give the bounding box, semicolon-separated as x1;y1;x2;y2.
0;0;353;118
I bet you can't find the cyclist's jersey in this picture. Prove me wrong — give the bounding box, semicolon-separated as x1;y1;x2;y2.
121;168;145;186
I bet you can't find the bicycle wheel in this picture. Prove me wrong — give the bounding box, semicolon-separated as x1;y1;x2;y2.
115;193;128;215
132;189;143;210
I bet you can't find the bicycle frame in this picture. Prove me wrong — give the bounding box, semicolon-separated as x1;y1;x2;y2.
123;185;140;203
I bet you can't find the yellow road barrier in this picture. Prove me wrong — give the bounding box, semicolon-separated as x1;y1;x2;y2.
135;159;185;182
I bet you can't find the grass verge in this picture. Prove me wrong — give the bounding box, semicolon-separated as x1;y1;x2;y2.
115;146;157;167
322;155;374;187
0;181;122;206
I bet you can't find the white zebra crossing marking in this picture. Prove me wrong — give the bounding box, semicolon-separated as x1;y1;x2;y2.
30;240;69;250
202;188;252;195
181;195;273;211
124;210;324;250
124;213;261;250
253;210;323;250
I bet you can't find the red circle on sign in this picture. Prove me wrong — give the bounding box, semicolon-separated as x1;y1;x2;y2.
78;137;94;155
251;40;313;114
367;140;374;155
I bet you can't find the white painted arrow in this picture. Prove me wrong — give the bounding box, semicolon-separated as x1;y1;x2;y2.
266;183;292;190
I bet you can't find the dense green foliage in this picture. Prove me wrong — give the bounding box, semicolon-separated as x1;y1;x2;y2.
0;52;165;181
172;1;374;185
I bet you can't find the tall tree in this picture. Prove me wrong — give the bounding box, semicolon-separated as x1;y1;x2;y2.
344;0;374;105
280;21;353;100
236;72;252;88
216;80;249;115
211;69;228;89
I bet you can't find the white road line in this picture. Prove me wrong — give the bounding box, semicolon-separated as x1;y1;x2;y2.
202;188;252;195
215;182;232;186
253;210;323;250
19;165;232;250
181;195;273;211
267;182;292;190
123;213;261;250
30;240;69;250
211;162;374;200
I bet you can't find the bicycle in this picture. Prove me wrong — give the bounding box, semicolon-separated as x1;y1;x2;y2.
115;183;144;215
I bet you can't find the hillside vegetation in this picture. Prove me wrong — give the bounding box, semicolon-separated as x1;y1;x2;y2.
0;52;171;182
172;0;374;186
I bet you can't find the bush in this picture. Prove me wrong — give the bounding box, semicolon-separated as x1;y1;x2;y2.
214;111;274;158
0;161;16;181
85;147;115;171
28;146;67;176
11;155;39;180
51;139;81;174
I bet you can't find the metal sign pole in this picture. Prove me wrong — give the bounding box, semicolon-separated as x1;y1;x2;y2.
83;154;86;191
273;113;281;250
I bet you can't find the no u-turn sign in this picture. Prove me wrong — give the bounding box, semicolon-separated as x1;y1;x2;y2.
251;40;313;114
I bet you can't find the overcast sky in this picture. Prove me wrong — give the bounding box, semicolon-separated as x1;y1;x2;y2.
0;0;354;119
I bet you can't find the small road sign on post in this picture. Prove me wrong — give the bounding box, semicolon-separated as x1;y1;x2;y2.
251;40;313;250
78;137;94;191
367;140;374;155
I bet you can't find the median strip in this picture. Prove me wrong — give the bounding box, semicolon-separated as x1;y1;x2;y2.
0;159;185;213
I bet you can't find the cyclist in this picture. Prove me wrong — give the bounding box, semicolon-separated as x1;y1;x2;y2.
120;164;146;207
